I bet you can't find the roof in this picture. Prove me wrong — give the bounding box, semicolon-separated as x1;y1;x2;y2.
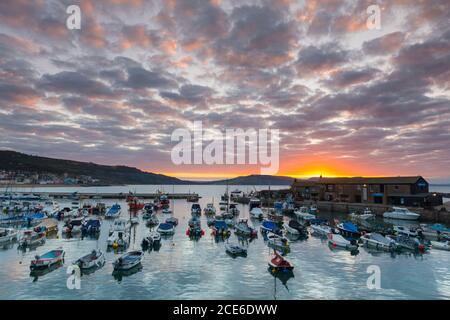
292;176;425;186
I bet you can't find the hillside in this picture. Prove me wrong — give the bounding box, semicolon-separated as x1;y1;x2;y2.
207;174;294;185
0;150;185;185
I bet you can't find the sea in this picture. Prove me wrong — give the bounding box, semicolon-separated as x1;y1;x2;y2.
0;184;449;300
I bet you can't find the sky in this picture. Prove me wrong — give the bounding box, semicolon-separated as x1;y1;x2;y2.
0;0;449;182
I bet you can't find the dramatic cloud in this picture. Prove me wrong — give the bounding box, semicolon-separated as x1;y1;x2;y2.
0;0;449;180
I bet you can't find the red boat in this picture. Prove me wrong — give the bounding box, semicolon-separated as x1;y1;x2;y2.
268;251;294;272
128;197;144;211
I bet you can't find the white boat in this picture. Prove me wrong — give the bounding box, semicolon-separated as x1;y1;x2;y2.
295;206;316;221
393;225;422;237
350;208;374;220
130;216;139;225
309;204;319;214
430;240;450;251
162;208;172;214
19;229;46;247
327;233;358;251
113;251;143;271
310;224;332;236
0;227;18;244
250;207;264;219
383;207;420;220
107;230;129;248
361;233;397;251
267;234;290;252
74;250;105;269
142;231;161;248
225;243;247;256
203;203;216;215
109;218;130;233
234;219;257;237
146;215;159;227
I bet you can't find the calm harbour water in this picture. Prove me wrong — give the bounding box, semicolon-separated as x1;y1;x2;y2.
1;185;449;300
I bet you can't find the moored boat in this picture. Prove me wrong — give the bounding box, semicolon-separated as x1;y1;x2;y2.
284;220;308;236
30;248;65;270
141;231;161;248
260;220;282;236
191;203;201;215
203;203;216;215
295;206;316;221
19;228;46;248
113;251;143;271
383;207;420;220
74;250;105;270
0;227;18;244
165;217;179;226
267;234;290;252
212;220;231;237
349;208;374;220
105;204;121;219
268;251;294;272
157;222;175;235
225;242;247;256
361;233;397;251
393;225;423;237
327;233;358;251
250;207;264;220
430;240;450;251
336;221;361;239
234;219;257;237
107;230;129;248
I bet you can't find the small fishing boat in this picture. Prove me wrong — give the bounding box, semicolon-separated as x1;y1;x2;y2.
336;221;361;239
212;220;231;237
143;203;154;214
250;207;264;220
157;223;175;235
62;218;84;234
228;203;240;216
361;233;397;251
107;230;129;248
387;234;426;252
234;219;257;237
81;218;101;235
295;206;316;221
249;198;261;211
191;203;201;215
165;217;178;226
225;242;247;256
105;204;121;219
393;225;423;237
113;251;143;271
350;208;374;220
142;211;152;219
284;220;308;236
74;250;105;270
188;216;201;228
30;248;65;270
430;240;450;251
260;220;282;236
268;251;294;272
267;234;290;252
327;233;358;251
267;210;284;223
162;208;172;214
128;199;145;211
420;223;450;238
204;203;216;215
146;215;159;227
383;207;420;220
187;194;200;202
186;225;204;238
0;227;18;244
37;218;58;235
130;216;139;225
142;231;161;248
19;229;46;247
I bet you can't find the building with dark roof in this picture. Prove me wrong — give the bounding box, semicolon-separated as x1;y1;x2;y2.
291;176;442;207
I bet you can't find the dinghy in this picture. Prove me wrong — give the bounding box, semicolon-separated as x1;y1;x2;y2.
250;207;264;220
349;208;374;220
387;234;427;252
157;222;175;235
267;234;290;252
204;203;216;215
142;231;161;248
206;216;216;226
145;215;159;227
336;222;361;239
62;218;84;234
74;250;105;270
113;251;143;271
267;210;284;223
30;248;65;270
105;204;121;219
0;227;18;244
295;206;316;221
284;220;307;236
327;233;358;251
430;240;450;251
191;203;201;215
393;225;423;237
19;229;46;247
268;251;294;272
162;208;172;214
234;219;257;237
361;233;397;251
225;243;247;256
165;217;178;226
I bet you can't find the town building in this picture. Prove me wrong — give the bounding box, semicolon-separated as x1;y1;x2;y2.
290;176;442;207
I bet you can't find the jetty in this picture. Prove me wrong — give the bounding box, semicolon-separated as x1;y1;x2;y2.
28;191;200;200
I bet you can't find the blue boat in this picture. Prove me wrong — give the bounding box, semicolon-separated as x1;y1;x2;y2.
337;221;361;239
82;218;101;234
105;204;121;218
429;224;450;233
212;220;230;237
157;222;175;235
260;220;282;236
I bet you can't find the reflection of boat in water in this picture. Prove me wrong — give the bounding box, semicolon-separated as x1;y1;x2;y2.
112;264;143;282
30;261;64;281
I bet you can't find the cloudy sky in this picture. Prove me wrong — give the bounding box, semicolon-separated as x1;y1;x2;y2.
0;0;449;181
